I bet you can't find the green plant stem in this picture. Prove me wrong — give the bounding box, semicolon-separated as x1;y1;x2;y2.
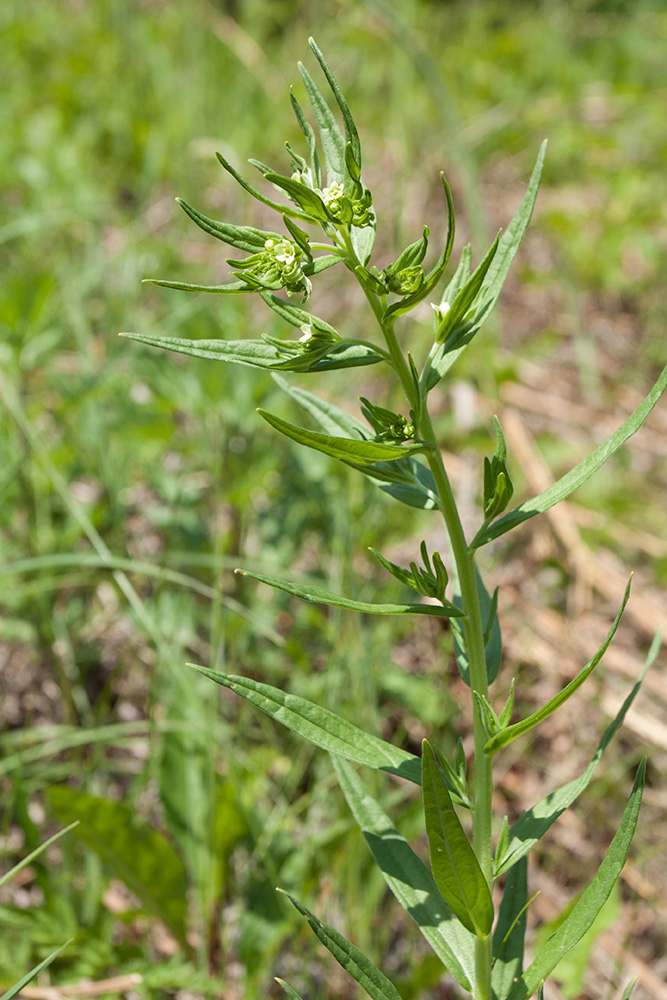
381;317;494;1000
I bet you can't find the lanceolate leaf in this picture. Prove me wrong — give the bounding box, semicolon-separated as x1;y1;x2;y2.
298;60;346;185
473;363;667;547
176;200;283;252
424;143;546;391
492;857;528;999
47;786;189;949
235;568;463;618
308;38;361;168
485;578;631;754
280;891;404;1000
504;760;647;1000
191;665;422;785
422;740;493;937
621;979;638;1000
119;333;383;373
497;631;658;876
332;757;475;992
257;409;430;465
215;151;314;222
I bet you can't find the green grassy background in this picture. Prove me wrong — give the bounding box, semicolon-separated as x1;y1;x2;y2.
2;1;666;998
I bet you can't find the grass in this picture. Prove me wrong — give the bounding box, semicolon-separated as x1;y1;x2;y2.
1;1;666;997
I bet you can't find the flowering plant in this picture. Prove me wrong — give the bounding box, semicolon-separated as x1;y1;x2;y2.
123;39;665;1000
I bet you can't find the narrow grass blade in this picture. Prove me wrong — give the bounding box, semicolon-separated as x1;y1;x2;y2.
47;786;189;949
191;666;422;784
0;822;78;890
498;632;658;875
235;568;463;619
280;890;404;1000
332;757;475;991
621;979;638;999
492;856;528;998
473;363;667;547
485;579;631;754
505;760;647;1000
0;940;72;1000
257;409;430;465
422;740;493;937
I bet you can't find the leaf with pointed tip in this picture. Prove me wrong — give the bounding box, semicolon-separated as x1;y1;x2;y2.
505;760;646;1000
176;199;282;251
235;568;463;618
275;980;306;1000
289;89;322;188
385;175;455;322
332;757;475;992
308;38;361;168
257;409;430;466
1;941;72;1000
422;740;493;937
119;333;382;373
259;291;340;336
474;364;667;547
142;277;259;294
215;151;314;221
191;665;422;784
497;631;658;875
492;857;528;999
262;171;330;222
424;143;545;391
434;232;501;345
298;61;345;185
486;578;631;754
281;890;404;1000
0;822;78;891
621;979;638;1000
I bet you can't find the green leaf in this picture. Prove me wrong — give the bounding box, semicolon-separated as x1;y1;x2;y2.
215;151;314;222
434;231;501;345
176;199;283;252
424;143;545;391
262;171;330;222
497;630;658;875
485;578;631;754
141;277;260;294
235;568;463;618
191;665;422;784
119;332;382;373
289;88;322;188
332;757;475;992
492;857;528;999
421;740;493;937
533;885;620;999
281;890;404;1000
0;941;72;1000
385;175;455;322
621;979;638;1000
505;760;646;1000
257;408;430;466
275;979;306;1000
259;291;340;337
47;786;189;948
308;38;361;168
473;364;667;547
0;822;78;891
298;60;345;185
451;564;502;686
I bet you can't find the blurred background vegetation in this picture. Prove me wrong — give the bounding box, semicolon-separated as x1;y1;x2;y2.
1;1;666;998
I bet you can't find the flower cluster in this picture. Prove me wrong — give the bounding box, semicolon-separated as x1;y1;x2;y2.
232;238;312;300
